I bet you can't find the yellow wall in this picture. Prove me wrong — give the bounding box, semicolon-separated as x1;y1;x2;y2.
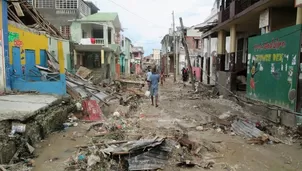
57;41;64;74
8;24;48;65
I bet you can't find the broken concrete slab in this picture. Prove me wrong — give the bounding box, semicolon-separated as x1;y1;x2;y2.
0;94;61;121
0;97;74;164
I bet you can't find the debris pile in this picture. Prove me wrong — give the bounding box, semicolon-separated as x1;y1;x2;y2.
65;137;175;170
65;65;145;121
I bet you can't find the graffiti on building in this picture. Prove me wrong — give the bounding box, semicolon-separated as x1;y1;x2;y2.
249;56;260;96
253;38;286;51
9;32;23;47
287;66;296;103
9;32;19;42
14;40;23;47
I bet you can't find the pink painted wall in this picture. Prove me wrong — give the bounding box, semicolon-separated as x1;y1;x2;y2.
135;64;141;74
192;67;201;81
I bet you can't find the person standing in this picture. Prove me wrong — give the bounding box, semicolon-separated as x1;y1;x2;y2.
181;67;186;82
146;68;152;90
150;67;160;107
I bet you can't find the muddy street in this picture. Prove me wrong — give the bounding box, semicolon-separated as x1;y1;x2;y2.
2;0;302;170
19;77;301;171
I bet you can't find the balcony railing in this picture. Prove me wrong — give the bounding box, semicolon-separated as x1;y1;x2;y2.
235;0;260;15
221;7;230;22
56;9;77;14
95;38;105;45
80;38;106;46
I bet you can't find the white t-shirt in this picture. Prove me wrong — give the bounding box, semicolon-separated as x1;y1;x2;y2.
146;72;152;81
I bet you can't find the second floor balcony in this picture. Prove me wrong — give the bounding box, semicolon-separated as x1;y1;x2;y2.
80;38;105;45
72;22;119;47
219;0;261;23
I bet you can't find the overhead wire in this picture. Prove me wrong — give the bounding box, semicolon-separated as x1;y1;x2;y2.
105;0;168;29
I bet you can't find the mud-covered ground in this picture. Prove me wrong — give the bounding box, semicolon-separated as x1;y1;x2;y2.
31;77;302;171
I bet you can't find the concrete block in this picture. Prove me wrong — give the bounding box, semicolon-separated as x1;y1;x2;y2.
280;111;296;127
0;97;74;164
0;140;16;164
216;71;236;97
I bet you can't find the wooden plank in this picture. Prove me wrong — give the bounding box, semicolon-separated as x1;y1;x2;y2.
12;2;24;17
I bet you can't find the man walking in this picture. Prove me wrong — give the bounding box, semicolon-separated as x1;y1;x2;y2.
150;67;160;107
146;68;152;90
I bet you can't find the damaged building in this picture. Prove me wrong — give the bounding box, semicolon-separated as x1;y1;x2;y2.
199;0;302;127
70;12;122;81
6;0;68;95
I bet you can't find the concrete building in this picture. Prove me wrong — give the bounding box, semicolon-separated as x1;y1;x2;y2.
119;35;132;75
124;37;132;75
195;0;231;85
132;46;144;74
203;0;302;127
182;27;202;80
152;49;161;65
26;0;99;39
70;12;122;80
160;27;201;78
7;1;67;95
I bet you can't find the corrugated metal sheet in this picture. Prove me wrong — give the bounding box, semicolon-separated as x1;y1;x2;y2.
232;120;264;138
127;140;175;171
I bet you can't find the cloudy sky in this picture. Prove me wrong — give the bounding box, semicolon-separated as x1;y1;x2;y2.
93;0;215;55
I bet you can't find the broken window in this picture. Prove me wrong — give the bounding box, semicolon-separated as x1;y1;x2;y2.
195;39;199;49
55;0;77;9
60;25;70;38
36;0;54;8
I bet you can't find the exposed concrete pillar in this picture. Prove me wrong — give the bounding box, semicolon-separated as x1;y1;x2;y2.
73;50;77;67
297;7;302;24
176;39;180;75
111;28;115;44
230;25;236;72
166;54;168;75
103;25;108;46
207;35;211;84
217;30;226;71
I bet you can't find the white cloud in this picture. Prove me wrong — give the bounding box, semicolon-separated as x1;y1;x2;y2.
93;0;215;55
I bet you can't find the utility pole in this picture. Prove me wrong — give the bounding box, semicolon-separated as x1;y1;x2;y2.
179;17;195;91
165;38;169;75
172;11;176;82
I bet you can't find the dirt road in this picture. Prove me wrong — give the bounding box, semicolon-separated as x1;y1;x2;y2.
32;77;302;171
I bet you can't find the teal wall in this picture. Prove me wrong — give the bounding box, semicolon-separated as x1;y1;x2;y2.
70;22;82;43
125;38;131;74
120;54;125;73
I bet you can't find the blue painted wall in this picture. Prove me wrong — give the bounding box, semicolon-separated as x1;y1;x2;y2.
12;74;66;95
11;46;66;95
2;0;11;89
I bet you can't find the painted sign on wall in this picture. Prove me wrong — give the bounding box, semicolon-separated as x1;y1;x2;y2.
247;25;302;111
